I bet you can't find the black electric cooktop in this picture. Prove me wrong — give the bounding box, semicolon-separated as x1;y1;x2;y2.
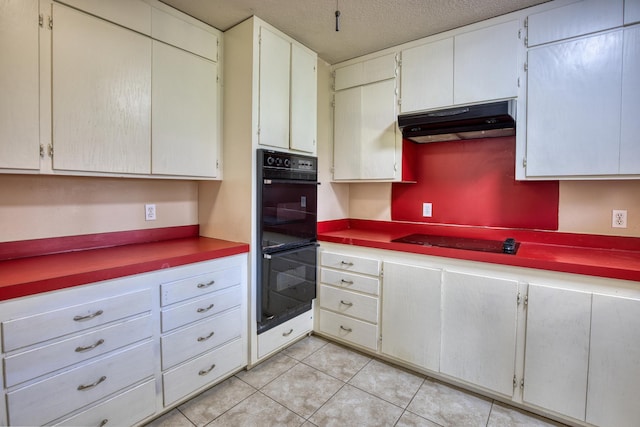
391;234;519;255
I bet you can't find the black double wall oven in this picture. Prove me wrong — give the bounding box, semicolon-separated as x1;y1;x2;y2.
257;149;318;334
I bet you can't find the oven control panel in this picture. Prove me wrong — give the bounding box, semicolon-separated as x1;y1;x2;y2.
260;149;317;174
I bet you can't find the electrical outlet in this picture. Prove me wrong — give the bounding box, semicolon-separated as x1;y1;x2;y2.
422;202;432;217
612;209;627;228
145;204;157;221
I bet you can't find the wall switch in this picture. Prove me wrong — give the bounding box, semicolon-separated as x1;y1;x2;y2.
145;204;157;221
612;209;627;228
422;202;433;217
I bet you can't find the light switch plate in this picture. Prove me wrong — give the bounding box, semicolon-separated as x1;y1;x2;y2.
422;202;432;217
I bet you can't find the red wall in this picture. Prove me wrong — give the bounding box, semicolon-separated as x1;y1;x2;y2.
392;137;559;230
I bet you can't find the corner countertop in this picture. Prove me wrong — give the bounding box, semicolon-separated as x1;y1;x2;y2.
0;226;249;302
318;219;640;282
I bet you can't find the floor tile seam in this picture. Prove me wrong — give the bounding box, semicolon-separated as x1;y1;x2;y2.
297;358;356;383
256;389;313;423
345;379;413;411
173;407;198;427
196;388;261;427
398;408;446;427
304;379;351;423
241;356;302;390
486;400;496;427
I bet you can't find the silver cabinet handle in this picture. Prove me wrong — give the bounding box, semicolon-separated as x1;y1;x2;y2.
340;261;354;266
197;280;215;289
282;328;293;337
99;419;108;427
77;375;106;391
75;338;105;353
340;279;354;285
197;303;214;313
197;331;215;342
339;300;353;307
199;364;216;376
73;309;103;321
340;325;353;332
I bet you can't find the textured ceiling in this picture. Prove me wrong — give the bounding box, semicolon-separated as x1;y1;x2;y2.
160;0;550;64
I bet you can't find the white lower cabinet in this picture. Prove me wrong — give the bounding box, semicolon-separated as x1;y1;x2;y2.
257;310;314;359
0;253;249;426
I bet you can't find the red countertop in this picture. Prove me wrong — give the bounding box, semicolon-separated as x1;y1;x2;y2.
318;219;640;282
0;227;249;302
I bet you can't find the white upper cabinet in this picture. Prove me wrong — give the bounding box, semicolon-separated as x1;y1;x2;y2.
0;0;40;171
527;0;623;47
620;25;640;174
454;20;520;105
400;38;453;113
523;284;591;421
55;0;152;35
52;3;152;174
151;41;219;178
440;271;519;397
333;53;399;181
627;0;640;24
258;25;317;154
151;7;218;61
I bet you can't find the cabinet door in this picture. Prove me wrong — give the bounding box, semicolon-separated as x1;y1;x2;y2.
526;30;623;177
258;26;290;150
52;4;151;174
333;79;397;180
527;0;623;47
400;38;453;113
381;262;440;372
586;294;640;427
152;41;218;177
0;0;40;170
620;26;640;174
627;0;640;24
523;284;591;421
454;20;520;105
290;43;317;153
441;271;519;397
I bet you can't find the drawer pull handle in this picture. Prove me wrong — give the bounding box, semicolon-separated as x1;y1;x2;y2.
197;280;215;289
197;331;215;342
73;309;104;322
340;261;354;266
199;364;216;376
282;328;294;337
340;279;354;285
99;419;109;427
340;325;353;333
197;303;215;313
75;338;105;353
77;375;106;391
340;300;353;307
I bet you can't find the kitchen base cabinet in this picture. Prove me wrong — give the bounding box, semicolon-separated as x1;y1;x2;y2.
380;261;441;371
257;310;314;359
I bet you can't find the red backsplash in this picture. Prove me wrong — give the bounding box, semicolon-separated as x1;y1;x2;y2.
392;137;559;230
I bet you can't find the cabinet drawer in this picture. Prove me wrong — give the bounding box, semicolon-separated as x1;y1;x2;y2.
161;308;242;370
321;251;380;276
257;311;313;359
319;285;379;323
161;285;241;332
53;379;156;427
163;338;243;406
319;309;378;351
4;314;152;387
7;341;154;427
161;266;241;306
2;289;151;352
320;268;380;295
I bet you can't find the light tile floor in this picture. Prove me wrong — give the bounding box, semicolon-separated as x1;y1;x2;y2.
146;336;567;427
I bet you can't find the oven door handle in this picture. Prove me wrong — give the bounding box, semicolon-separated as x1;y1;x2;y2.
264;179;320;185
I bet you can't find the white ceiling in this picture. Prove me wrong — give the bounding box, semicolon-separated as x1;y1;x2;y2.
160;0;550;64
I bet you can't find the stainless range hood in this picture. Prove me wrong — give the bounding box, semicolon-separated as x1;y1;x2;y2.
398;100;516;143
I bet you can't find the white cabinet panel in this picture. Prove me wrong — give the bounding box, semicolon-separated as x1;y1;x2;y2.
620;25;640;174
290;43;317;153
258;26;291;150
381;262;441;371
586;294;640;427
400;38;453;113
56;0;151;35
454;20;520;105
523;284;591;421
441;271;519;397
152;41;219;177
319;309;378;351
161;285;241;332
527;0;623;46
257;310;313;358
526;30;623;176
321;251;381;276
320;268;380;296
319;285;379;323
627;0;640;24
52;4;151;174
160;266;241;306
334;53;396;91
0;0;40;170
151;7;218;61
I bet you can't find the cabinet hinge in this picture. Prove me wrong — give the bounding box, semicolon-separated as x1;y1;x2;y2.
216;159;219;169
394;163;398;172
39;144;44;158
524;36;529;47
522;157;527;168
48;144;54;158
39;14;44;27
517;77;520;88
518;292;529;305
518;29;522;39
513;375;517;389
524;17;528;28
520;378;525;389
524;62;528;72
48;16;53;30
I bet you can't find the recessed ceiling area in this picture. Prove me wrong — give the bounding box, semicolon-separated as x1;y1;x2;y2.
160;0;550;64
